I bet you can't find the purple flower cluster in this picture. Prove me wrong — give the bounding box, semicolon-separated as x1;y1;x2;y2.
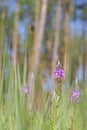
54;63;65;80
70;89;81;103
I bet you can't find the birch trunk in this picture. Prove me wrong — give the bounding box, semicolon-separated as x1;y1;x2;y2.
28;0;48;110
82;0;87;82
64;0;70;74
0;2;5;77
50;0;61;97
12;1;19;72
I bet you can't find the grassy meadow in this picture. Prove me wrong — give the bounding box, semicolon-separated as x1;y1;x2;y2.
0;0;87;130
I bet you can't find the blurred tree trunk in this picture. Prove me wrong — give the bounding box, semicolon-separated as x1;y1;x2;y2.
0;1;5;76
0;1;6;113
64;0;70;74
28;0;48;110
84;34;87;82
51;0;61;73
12;1;19;73
82;0;87;82
28;0;40;79
33;0;40;48
50;0;61;97
59;3;65;65
82;0;87;125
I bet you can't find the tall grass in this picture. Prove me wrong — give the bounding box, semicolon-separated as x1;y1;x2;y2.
0;0;87;130
0;52;87;130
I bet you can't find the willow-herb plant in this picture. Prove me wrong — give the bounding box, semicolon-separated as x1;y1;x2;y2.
69;78;81;130
44;62;65;130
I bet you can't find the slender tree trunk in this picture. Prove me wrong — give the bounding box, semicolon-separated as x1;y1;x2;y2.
64;0;70;74
0;1;5;77
0;1;5;116
82;1;87;123
28;0;48;110
50;0;61;97
33;0;47;73
12;1;19;73
33;0;40;48
27;0;40;93
82;0;87;82
84;32;87;82
82;23;86;82
51;0;61;73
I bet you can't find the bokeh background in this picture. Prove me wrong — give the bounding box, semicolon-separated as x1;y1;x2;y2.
0;0;87;83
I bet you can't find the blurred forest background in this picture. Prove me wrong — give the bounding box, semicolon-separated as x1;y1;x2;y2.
0;0;87;101
0;0;87;87
0;0;87;129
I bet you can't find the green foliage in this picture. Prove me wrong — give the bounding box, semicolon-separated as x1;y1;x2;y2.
0;47;87;130
0;0;87;130
0;56;87;130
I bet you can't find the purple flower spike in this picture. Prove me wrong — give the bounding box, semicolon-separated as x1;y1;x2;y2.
54;62;65;80
24;86;30;94
70;89;81;103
